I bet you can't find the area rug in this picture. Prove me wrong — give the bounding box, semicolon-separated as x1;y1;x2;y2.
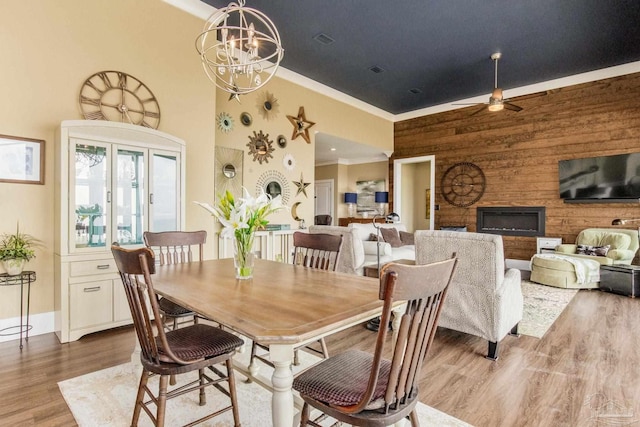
519;279;578;339
58;342;472;427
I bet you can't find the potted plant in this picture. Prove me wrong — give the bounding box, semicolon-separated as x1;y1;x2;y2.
0;224;40;275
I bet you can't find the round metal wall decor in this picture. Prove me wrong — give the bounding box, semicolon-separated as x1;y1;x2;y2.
79;70;160;129
247;130;275;164
440;162;486;207
256;170;290;204
240;112;253;126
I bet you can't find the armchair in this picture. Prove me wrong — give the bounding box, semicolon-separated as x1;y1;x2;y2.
554;228;639;266
414;230;523;360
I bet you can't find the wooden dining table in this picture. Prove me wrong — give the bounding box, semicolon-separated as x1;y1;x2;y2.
151;258;388;427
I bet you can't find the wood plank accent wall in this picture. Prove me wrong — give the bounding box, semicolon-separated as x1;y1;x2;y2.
392;72;640;261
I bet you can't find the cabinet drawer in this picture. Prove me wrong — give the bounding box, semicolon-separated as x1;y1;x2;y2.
70;259;117;277
70;280;113;329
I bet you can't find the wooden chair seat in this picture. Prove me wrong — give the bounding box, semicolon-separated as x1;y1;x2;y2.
157;324;243;364
293;350;391;409
157;297;193;317
293;258;458;427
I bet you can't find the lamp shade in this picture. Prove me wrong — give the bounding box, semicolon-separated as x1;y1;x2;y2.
344;192;357;204
375;191;389;203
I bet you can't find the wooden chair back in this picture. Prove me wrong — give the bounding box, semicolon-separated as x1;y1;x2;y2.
111;245;191;365
142;230;206;265
292;231;342;270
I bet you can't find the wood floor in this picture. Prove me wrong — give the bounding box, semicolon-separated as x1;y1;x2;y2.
1;288;638;426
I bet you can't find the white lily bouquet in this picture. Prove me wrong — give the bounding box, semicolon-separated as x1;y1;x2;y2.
195;188;286;279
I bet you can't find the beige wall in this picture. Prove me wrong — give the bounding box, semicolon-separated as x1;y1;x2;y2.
214;77;393;227
0;0;393;323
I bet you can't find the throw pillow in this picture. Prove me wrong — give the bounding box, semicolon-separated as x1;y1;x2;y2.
380;227;402;248
576;244;610;256
399;231;415;245
369;233;382;242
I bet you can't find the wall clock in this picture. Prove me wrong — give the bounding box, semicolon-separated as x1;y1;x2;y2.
440;162;486;207
79;70;160;129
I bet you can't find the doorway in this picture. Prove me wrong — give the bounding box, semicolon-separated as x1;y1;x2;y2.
393;155;435;231
314;179;334;225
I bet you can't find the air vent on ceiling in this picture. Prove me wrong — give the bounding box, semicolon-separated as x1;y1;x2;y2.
368;66;385;74
313;33;335;45
408;88;422;94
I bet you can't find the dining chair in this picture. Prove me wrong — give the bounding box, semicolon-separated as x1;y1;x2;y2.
250;231;343;368
111;245;244;427
293;257;458;427
143;230;206;330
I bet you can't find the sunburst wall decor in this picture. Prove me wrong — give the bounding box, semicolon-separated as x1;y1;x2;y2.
214;146;243;199
247;130;275;164
256;91;280;121
256;170;290;205
216;112;234;133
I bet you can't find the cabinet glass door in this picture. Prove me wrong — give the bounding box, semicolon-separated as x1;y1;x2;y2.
115;148;145;245
150;151;180;231
74;142;109;249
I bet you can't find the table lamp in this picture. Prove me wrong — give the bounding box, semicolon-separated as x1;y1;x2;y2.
344;192;357;217
375;191;389;216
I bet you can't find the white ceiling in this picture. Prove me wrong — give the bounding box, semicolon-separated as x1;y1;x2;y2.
314;133;390;166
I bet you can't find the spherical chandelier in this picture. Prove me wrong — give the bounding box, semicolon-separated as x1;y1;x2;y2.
196;0;284;97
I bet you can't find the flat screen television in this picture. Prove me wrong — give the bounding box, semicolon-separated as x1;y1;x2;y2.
558;153;640;202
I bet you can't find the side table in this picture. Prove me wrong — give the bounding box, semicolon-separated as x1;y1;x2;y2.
0;271;36;349
599;264;640;298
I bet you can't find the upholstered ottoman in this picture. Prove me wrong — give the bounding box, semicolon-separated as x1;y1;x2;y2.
530;254;601;289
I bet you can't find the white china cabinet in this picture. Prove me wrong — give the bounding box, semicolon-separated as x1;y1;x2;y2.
54;120;185;342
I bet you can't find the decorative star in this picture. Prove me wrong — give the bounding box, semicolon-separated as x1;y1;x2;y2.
228;85;241;103
293;172;311;197
286;106;316;144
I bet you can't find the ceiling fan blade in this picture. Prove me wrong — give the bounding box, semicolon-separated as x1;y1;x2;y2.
503;102;523;112
452;102;487;106
469;105;487;116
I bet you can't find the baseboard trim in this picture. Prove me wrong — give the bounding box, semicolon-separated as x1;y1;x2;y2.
0;311;54;343
507;259;531;271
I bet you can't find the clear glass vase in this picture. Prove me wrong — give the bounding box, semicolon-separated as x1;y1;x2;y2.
233;231;255;280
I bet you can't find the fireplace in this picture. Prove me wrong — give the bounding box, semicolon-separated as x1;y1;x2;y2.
476;207;545;237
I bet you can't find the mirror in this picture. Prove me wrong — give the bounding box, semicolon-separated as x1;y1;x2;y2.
277;135;287;148
256;170;290;204
240;112;252;126
222;163;236;178
247;130;275;164
265;181;282;198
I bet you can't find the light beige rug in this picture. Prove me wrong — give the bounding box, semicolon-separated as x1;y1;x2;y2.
519;279;579;338
59;342;473;427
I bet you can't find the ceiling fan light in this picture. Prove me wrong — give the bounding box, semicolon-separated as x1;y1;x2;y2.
488;103;504;112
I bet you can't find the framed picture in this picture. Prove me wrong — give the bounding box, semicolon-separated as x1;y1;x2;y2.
0;134;45;185
356;179;385;216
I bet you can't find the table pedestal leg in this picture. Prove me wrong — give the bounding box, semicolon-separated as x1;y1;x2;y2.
269;343;295;427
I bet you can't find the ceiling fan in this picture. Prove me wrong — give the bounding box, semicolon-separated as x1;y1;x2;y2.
455;52;523;115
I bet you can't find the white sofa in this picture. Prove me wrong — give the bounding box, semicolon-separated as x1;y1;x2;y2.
308;223;415;275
